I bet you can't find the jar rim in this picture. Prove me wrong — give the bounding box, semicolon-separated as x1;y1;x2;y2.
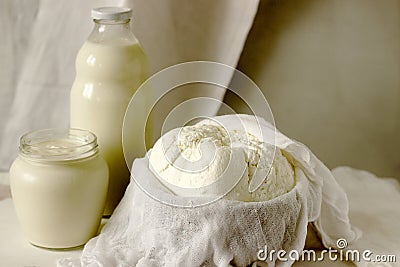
19;128;99;162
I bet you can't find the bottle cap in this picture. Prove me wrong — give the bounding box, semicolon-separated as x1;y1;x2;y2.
91;7;132;20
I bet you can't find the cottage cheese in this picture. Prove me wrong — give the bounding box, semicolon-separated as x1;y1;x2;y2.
149;121;295;201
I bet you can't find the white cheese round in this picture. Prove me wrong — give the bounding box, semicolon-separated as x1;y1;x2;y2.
149;121;295;202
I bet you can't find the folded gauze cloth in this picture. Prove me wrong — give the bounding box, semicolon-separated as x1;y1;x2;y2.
58;114;361;267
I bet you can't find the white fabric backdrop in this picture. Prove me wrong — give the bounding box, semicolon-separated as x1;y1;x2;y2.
0;0;114;170
0;0;259;171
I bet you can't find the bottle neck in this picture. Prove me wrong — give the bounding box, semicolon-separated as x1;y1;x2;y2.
88;19;137;44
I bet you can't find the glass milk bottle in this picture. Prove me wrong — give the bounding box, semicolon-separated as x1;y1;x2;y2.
70;7;147;215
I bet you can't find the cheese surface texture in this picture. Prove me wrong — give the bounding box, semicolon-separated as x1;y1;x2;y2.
149;120;295;202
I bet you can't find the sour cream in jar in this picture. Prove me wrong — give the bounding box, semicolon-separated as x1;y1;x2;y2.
9;129;108;249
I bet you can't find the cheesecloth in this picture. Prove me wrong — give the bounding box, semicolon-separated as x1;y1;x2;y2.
58;114;360;267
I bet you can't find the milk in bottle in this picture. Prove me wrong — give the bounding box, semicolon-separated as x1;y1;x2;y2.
70;7;148;215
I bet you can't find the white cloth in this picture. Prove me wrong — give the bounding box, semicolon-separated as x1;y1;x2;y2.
333;167;400;267
0;0;114;170
1;169;398;266
0;0;258;171
58;115;360;267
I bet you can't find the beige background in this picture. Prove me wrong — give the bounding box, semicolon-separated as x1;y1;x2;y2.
232;0;400;179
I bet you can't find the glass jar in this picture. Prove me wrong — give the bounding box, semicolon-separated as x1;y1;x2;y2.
9;129;109;249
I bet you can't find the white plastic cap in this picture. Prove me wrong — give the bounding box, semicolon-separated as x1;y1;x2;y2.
91;7;132;20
